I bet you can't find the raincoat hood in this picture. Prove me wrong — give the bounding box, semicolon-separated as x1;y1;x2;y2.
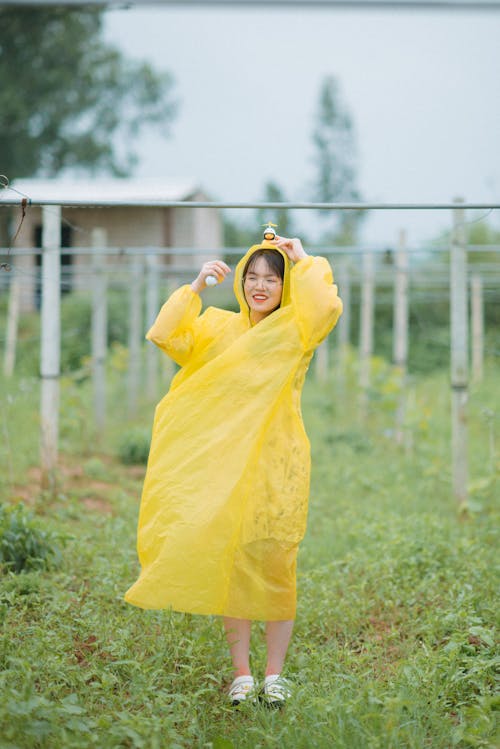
234;242;291;317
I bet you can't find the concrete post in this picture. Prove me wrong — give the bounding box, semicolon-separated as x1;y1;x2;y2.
40;205;61;490
91;228;108;435
450;198;468;504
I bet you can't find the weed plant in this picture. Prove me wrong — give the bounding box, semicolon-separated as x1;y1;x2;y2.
0;358;498;748
0;502;63;573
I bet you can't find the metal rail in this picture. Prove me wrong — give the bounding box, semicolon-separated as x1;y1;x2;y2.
0;198;499;210
2;0;500;9
2;244;500;256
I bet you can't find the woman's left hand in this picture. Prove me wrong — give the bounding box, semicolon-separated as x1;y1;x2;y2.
270;236;308;263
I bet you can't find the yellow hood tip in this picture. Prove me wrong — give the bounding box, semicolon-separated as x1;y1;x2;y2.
233;243;292;314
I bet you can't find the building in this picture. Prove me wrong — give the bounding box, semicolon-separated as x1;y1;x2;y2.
1;178;223;310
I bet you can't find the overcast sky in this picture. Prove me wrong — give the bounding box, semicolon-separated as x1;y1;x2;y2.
104;5;500;245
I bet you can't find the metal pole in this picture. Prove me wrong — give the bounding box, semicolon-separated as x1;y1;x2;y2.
315;341;329;382
450;199;468;504
1;196;499;210
145;254;160;399
337;260;351;352
40;205;61;490
359;251;375;398
128;258;143;417
393;229;409;444
336;260;351;392
471;275;484;383
3;272;21;376
91;228;108;435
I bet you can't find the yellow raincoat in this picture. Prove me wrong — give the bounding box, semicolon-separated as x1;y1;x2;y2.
124;244;342;620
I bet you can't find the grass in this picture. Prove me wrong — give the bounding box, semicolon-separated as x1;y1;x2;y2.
0;356;498;748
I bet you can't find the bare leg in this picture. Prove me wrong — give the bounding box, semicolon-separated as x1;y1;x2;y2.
223;617;252;677
265;620;294;676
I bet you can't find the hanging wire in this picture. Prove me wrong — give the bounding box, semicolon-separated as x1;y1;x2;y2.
0;176;29;272
0;175;91;278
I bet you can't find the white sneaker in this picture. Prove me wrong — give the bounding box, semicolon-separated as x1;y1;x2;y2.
228;675;256;706
260;674;292;707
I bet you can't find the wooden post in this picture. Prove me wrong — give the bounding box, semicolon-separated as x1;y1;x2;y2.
128;257;142;417
40;205;61;490
3;272;21;376
450;199;468;505
393;229;409;444
358;251;375;411
91;228;108;435
145;253;160;400
471;275;484;383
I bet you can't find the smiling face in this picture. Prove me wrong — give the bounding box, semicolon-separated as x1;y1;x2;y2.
243;255;284;324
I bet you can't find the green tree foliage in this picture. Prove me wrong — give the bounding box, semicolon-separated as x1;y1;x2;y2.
432;214;500;265
0;8;177;179
311;75;365;244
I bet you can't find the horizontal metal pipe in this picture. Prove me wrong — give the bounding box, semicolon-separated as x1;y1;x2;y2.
0;198;500;210
2;0;499;9
2;244;500;257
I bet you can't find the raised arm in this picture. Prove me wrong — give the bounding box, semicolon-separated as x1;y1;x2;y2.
146;286;202;366
290;255;343;350
271;235;342;350
146;259;232;366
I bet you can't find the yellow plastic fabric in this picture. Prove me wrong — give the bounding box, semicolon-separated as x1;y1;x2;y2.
124;244;342;620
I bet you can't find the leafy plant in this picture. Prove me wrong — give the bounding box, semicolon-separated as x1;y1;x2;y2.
117;429;151;465
0;503;62;574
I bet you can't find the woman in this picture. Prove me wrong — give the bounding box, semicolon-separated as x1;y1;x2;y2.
124;235;342;706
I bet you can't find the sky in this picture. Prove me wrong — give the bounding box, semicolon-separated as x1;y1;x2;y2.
104;4;500;245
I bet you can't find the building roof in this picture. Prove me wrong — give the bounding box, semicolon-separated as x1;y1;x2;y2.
1;177;202;205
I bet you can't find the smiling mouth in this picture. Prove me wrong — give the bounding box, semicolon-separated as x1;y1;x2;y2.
252;295;268;302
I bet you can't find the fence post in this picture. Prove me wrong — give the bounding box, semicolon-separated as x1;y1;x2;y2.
450;198;468;505
3;271;21;377
393;229;409;444
358;250;375;412
315;340;329;382
91;228;108;435
471;274;484;383
336;259;350;390
145;253;160;399
40;205;61;490
128;257;143;417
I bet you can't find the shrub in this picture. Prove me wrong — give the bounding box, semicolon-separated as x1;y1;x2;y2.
117;429;151;465
0;503;62;574
83;458;111;481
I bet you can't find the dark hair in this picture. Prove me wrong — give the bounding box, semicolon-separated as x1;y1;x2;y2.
242;249;285;281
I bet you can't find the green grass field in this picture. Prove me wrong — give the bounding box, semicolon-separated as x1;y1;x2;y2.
0;359;498;748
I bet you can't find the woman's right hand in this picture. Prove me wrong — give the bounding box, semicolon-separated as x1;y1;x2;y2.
191;260;232;294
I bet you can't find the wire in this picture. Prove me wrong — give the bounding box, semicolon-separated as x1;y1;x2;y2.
0;176;30;272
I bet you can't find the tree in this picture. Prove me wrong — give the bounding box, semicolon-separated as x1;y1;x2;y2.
311;75;365;244
0;8;177;179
